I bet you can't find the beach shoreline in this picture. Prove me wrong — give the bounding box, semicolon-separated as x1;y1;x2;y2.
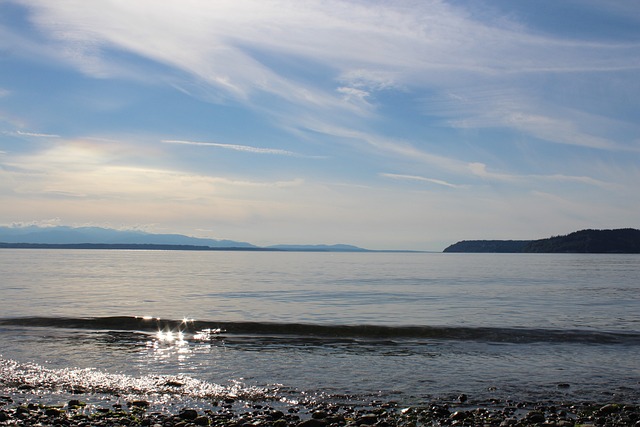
1;389;638;426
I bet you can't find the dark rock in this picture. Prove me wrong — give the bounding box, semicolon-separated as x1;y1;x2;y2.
297;418;327;427
312;410;328;419
526;411;545;423
194;415;210;425
557;383;571;389
44;407;63;417
0;411;8;422
273;419;288;427
130;400;150;409
599;403;620;414
356;413;378;425
449;411;468;421
270;410;285;420
68;399;85;408
17;384;35;390
431;405;451;417
458;393;468;403
179;409;199;420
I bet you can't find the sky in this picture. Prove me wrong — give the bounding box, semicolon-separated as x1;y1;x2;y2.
1;0;639;251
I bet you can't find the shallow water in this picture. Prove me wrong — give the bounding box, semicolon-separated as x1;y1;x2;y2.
0;249;639;407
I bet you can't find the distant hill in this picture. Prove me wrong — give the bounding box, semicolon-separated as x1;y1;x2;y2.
523;228;640;253
0;225;375;252
442;240;530;253
444;229;640;253
0;226;256;248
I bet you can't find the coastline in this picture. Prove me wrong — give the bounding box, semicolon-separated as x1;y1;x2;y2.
1;390;638;426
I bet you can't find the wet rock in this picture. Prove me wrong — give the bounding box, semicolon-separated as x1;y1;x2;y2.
599;403;621;414
312;410;328;419
129;400;150;409
557;383;571;389
44;407;63;417
0;411;8;422
69;386;87;394
526;410;546;423
356;413;378;425
449;410;468;421
499;418;517;426
17;384;35;390
194;415;210;425
179;408;199;420
297;418;327;427
67;399;85;409
273;419;288;427
458;393;468;403
270;410;285;420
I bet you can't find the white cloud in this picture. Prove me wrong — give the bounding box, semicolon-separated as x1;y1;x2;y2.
15;1;639;109
424;86;636;151
162;139;303;157
3;0;635;172
15;130;60;138
380;172;462;188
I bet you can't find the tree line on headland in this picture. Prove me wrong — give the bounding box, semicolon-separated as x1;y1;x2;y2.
443;228;640;253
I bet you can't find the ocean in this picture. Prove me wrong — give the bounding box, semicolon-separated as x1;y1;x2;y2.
0;249;639;413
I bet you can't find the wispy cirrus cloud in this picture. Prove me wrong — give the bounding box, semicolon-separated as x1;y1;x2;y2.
14;1;639;125
380;173;463;189
162;139;322;158
2;130;61;138
424;86;637;151
15;130;60;138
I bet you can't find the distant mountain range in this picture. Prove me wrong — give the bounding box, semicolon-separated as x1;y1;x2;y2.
444;228;640;253
0;225;378;252
0;225;256;248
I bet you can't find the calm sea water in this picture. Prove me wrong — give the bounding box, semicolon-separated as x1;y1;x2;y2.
0;249;639;409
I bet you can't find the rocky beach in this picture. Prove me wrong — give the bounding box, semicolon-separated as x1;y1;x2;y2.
1;391;639;427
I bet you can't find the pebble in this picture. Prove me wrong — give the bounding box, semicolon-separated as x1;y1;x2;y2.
0;395;638;427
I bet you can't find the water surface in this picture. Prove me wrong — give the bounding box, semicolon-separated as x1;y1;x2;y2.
1;249;638;407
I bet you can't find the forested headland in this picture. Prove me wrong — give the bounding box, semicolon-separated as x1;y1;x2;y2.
444;229;640;253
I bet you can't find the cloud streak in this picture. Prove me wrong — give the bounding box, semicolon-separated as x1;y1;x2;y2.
380;173;462;189
162;139;319;158
15;130;60;138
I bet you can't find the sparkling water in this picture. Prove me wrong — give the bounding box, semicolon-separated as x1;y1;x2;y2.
0;249;638;408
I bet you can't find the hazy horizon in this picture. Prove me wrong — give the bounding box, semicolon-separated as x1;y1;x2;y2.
1;1;639;251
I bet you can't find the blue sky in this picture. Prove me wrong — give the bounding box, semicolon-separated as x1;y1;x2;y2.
1;0;639;250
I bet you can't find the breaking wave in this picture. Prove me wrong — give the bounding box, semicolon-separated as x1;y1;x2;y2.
0;357;269;401
1;316;638;345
